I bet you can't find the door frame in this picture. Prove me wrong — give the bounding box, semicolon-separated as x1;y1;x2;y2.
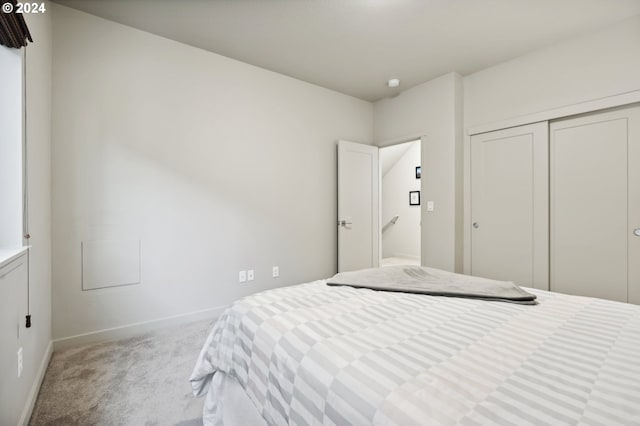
376;134;427;267
467;90;640;136
378;138;424;266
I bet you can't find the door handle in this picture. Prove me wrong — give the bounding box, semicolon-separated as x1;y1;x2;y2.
634;228;640;237
338;220;353;227
473;222;479;229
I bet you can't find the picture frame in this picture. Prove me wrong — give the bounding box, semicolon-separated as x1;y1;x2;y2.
415;166;421;179
409;191;420;206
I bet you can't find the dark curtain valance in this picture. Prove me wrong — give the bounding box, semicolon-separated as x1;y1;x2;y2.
0;0;33;48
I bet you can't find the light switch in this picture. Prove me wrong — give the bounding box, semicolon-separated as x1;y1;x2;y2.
427;201;434;212
239;271;247;283
248;270;254;281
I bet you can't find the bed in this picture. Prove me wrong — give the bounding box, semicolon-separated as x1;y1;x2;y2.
190;266;640;425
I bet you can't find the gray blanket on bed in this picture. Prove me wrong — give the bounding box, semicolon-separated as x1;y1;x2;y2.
327;265;537;304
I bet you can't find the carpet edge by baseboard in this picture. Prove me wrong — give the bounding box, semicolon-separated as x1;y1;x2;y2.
19;340;53;426
52;305;227;351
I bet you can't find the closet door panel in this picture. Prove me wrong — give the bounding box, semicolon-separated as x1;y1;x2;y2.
470;122;548;289
551;105;640;303
629;107;640;304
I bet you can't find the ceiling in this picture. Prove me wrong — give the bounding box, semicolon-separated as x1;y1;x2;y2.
52;0;640;102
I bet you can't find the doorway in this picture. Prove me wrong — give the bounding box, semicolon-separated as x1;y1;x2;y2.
380;140;421;267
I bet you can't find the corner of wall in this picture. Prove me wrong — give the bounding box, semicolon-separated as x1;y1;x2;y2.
18;2;53;424
453;73;464;273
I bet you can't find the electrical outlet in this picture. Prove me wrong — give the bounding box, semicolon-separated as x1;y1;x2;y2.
17;347;23;378
272;266;279;278
239;270;247;283
247;270;254;281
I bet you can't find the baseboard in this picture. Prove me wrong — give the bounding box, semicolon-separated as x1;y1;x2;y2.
53;305;227;351
19;340;53;426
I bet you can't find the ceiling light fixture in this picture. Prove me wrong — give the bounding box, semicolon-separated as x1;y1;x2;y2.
387;78;400;88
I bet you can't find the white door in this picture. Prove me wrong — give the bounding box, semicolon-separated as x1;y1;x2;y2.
550;105;640;303
470;122;549;289
337;140;379;273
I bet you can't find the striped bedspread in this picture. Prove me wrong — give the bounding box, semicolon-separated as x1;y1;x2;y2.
190;280;640;425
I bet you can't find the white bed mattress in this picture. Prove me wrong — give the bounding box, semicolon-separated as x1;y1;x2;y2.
191;275;640;425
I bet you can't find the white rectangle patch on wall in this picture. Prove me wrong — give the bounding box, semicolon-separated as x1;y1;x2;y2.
82;239;141;290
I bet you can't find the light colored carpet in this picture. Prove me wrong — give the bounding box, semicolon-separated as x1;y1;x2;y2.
381;256;420;267
30;319;215;426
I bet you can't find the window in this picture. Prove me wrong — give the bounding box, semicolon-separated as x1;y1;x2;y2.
0;45;23;248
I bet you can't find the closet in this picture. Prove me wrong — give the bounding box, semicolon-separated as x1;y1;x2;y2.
470;122;548;290
470;104;640;304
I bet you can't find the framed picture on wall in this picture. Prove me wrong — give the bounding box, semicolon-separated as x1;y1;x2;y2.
415;166;421;179
409;191;420;206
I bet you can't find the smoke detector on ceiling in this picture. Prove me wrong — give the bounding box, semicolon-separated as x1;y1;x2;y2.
387;78;400;88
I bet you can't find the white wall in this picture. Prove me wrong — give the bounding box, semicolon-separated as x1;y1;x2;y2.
381;141;420;260
51;5;372;340
0;6;53;425
464;15;640;128
374;72;464;272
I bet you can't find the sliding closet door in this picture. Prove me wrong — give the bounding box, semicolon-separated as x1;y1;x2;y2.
470;122;548;289
551;105;640;303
